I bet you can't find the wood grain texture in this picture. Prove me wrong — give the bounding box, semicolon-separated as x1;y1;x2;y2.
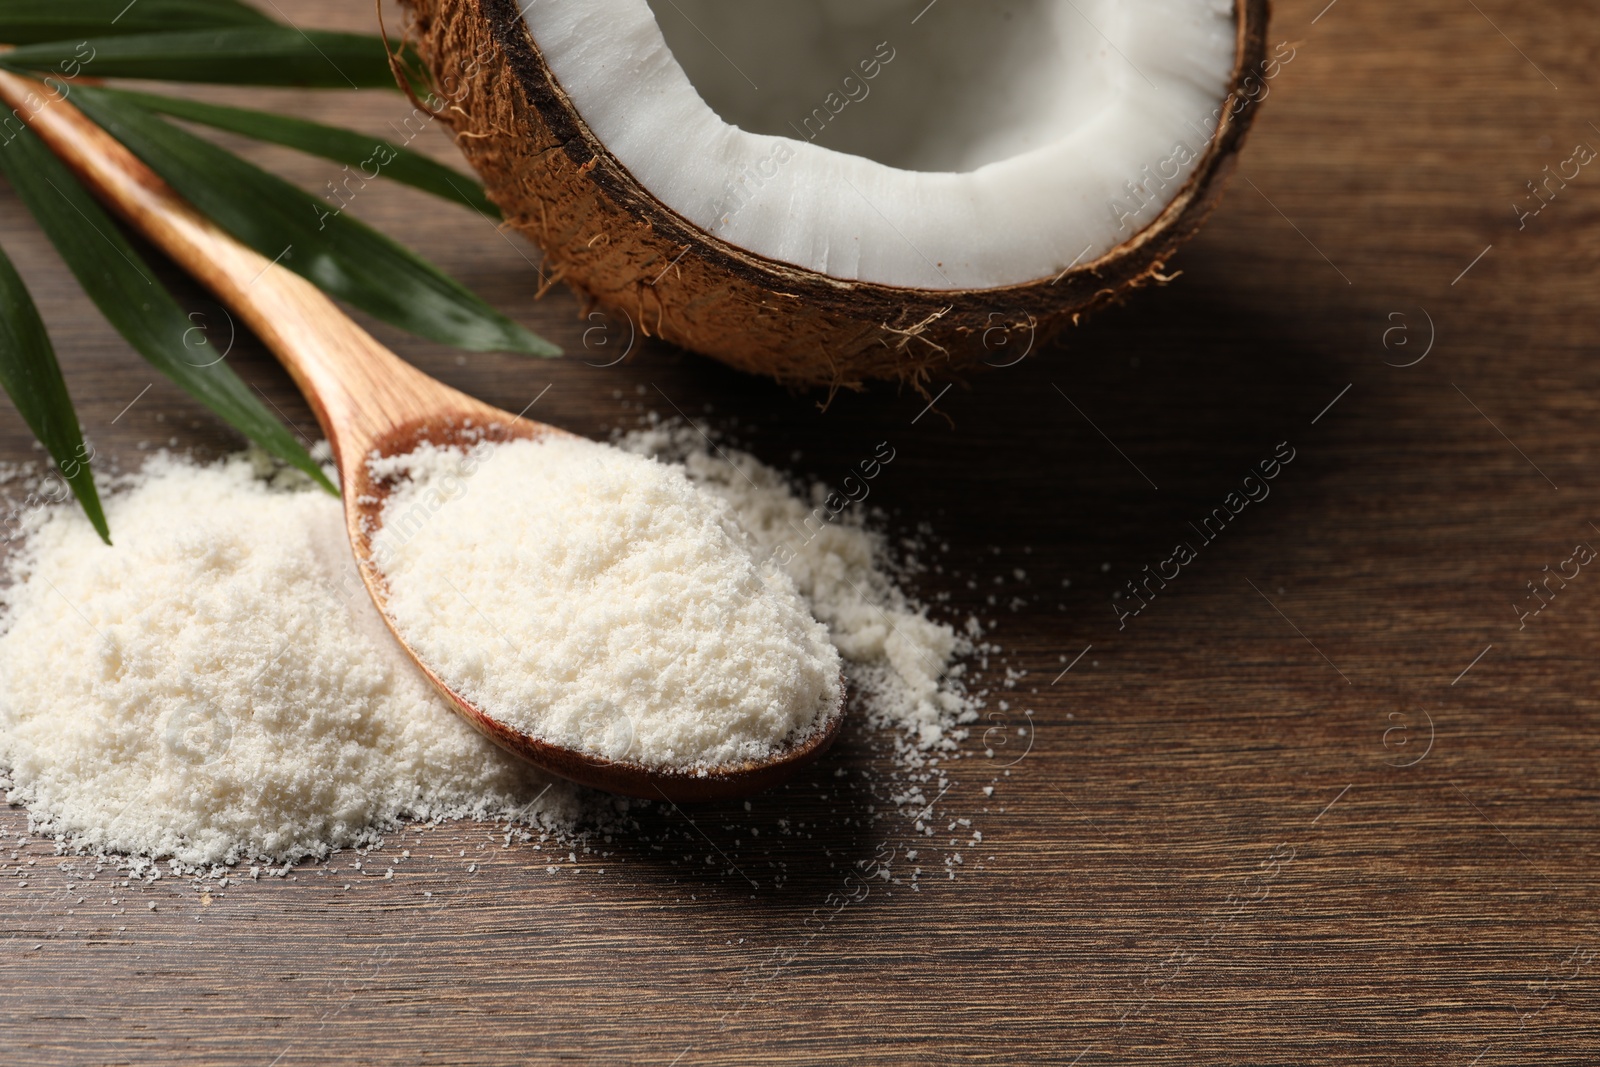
2;0;1598;1064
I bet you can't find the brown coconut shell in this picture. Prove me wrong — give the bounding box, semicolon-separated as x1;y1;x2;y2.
397;0;1271;392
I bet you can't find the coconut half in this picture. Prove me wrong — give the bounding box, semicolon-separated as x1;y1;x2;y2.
401;0;1271;389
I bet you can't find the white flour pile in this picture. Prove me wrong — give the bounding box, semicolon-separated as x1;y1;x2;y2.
0;423;981;871
0;453;571;869
618;421;977;768
368;435;842;770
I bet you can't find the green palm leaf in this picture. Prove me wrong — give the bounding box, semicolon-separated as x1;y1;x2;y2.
4;28;404;89
71;87;559;357
0;1;273;45
0;240;108;543
100;88;500;218
0;120;336;494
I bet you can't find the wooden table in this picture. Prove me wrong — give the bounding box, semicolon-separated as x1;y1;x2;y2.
3;1;1597;1063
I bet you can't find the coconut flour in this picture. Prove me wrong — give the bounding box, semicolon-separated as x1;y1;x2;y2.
368;434;843;771
0;453;571;868
0;422;984;871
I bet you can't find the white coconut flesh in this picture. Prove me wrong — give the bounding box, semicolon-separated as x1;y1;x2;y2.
518;0;1239;291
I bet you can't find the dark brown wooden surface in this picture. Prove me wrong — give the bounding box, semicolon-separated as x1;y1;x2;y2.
3;1;1599;1063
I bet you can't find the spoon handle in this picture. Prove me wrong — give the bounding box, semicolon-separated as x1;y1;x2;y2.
0;71;456;472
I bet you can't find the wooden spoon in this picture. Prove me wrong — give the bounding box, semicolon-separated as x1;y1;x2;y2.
0;70;846;802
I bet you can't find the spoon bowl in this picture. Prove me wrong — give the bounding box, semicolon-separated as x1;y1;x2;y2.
0;69;847;802
343;416;848;802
